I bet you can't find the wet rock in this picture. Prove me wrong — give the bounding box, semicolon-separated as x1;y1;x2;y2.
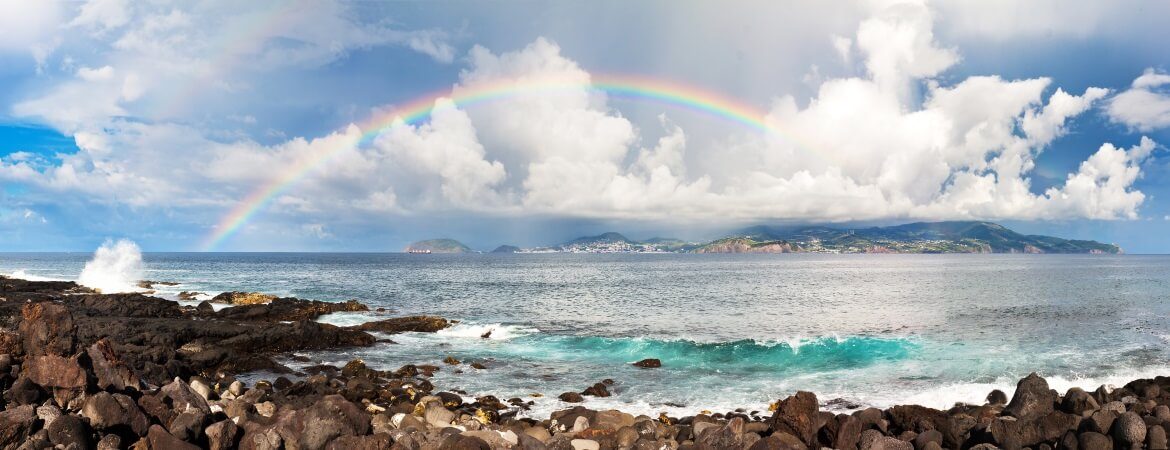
987;390;1009;405
444;356;461;365
84;391;152;438
560;392;585;403
352;315;449;334
885;405;948;435
1079;431;1113;450
47;413;90;449
1004;373;1057;422
19;302;76;357
633;359;662;368
771;391;820;447
1112;412;1147;449
582;382;611;397
207;419;240;450
1062;388;1100;416
212;291;277;305
148;424;201;450
70;293;185;318
218;297;368;322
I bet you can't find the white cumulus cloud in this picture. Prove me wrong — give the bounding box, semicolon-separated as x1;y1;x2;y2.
1107;68;1170;132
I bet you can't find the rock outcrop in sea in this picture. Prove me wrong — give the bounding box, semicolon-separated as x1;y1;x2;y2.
1;275;1167;449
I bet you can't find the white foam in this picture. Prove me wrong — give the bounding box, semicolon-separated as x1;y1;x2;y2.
8;269;62;282
317;311;380;327
78;239;146;294
435;323;540;341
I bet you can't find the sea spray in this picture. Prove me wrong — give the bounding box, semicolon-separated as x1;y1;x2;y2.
78;239;145;293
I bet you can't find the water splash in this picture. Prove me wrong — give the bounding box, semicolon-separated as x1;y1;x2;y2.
78;239;145;293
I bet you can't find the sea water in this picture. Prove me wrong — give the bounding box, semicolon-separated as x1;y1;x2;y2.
3;252;1169;417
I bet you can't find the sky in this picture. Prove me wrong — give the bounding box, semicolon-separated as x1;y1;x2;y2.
1;0;1170;252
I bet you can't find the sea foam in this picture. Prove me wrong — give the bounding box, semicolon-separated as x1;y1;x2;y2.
78;239;145;293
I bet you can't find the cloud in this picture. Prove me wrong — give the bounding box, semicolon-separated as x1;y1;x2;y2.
0;0;1163;250
1106;68;1170;132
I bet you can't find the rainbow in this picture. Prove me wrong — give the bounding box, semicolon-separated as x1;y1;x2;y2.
200;74;820;250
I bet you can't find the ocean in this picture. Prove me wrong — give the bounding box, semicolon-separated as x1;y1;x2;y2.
3;252;1169;418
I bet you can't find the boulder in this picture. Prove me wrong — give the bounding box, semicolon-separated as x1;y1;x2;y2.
217;298;368;322
168;409;207;442
47;413;91;449
351;315;449;334
24;354;87;406
0;405;37;446
87;338;143;391
276;394;370;449
4;377;44;406
771;391;820;447
749;432;809;450
1079;431;1113;450
83;392;151;437
695;417;749;450
1112;412;1147;449
559;392;585;403
19;302;77;357
885;405;948;435
325;434;395;450
212;291;277;305
159;377;213;414
1061;388;1100;416
987;390;1009;405
207;419;240;450
148;424;201;450
582;382;611;397
632;359;662;368
836;414;863;450
1149;425;1168;450
1004;373;1057;422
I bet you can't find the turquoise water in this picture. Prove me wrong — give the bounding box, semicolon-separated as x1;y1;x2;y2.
4;253;1170;416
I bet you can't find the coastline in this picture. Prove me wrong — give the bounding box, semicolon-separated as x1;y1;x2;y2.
0;275;1164;449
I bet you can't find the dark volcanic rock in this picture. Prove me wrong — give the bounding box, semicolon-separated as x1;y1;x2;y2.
24;354;88;406
148;424;201;450
559;392;584;403
19;302;77;356
1061;387;1100;416
206;419;240;450
0;405;37;446
83;391;151;437
583;382;612;397
47;413;91;448
771;391;819;447
67;293;184;318
1004;373;1057;422
88;338;143;391
351;315;450;334
633;358;662;368
216;297;368;322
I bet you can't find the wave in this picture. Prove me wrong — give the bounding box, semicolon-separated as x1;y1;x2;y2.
436;323;541;341
511;334;918;374
7;270;64;282
78;239;146;294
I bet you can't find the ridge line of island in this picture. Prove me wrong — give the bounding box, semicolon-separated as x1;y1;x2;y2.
406;221;1122;255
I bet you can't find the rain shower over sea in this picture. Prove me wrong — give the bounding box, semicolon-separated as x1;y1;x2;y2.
4;251;1169;418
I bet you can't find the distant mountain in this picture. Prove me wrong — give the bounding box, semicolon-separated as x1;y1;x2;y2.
699;221;1120;254
691;237;801;254
560;232;634;247
491;245;521;253
404;239;472;253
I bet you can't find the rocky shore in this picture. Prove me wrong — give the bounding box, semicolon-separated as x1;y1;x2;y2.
1;275;1168;449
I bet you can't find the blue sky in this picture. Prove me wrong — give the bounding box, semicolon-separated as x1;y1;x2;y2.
2;0;1170;252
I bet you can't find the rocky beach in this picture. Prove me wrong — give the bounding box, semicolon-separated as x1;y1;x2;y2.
0;274;1164;450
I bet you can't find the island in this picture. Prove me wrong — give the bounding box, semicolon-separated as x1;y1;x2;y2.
403;239;472;254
